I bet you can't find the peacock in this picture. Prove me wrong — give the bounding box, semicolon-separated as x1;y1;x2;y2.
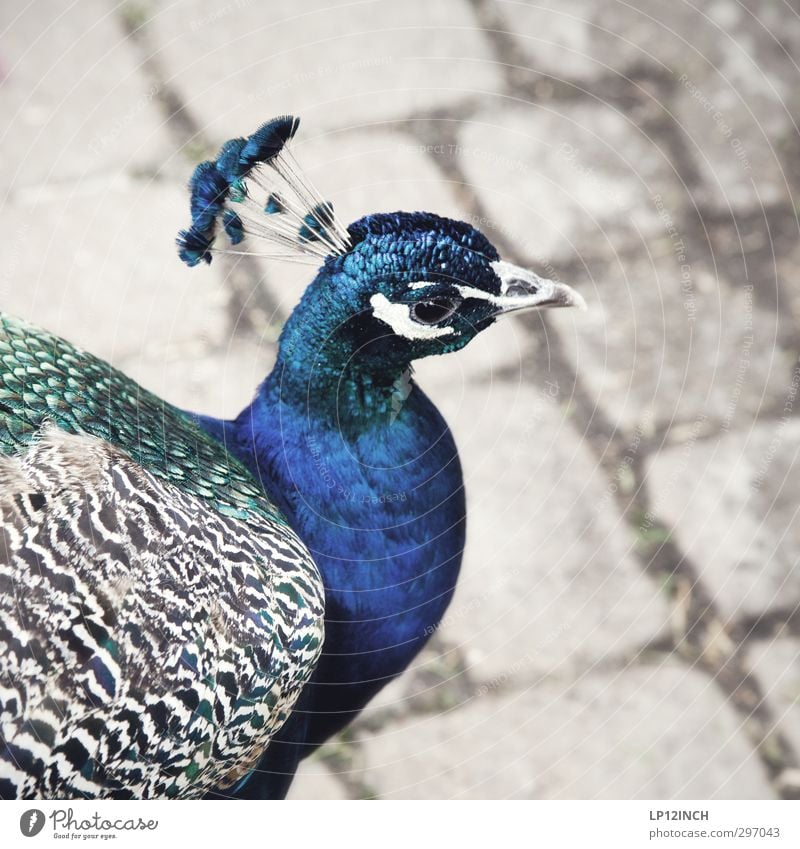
0;115;585;800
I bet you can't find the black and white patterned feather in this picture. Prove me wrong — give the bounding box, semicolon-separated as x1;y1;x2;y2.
0;421;324;797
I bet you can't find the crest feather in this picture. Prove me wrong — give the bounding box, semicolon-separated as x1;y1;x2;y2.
176;115;351;266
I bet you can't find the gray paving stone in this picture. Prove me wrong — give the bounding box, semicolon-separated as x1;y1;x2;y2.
456;102;682;267
404;370;671;682
117;335;273;420
669;49;793;213
287;758;349;800
291;129;472;231
490;0;699;85
673;95;788;214
354;639;474;731
0;178;232;397
0;1;173;192
492;1;796;213
145;0;501;140
553;245;792;434
699;208;800;359
356;660;774;799
495;0;800;104
748;638;800;756
647;421;800;622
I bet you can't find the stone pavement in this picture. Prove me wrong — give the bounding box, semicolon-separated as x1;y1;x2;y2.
1;0;798;799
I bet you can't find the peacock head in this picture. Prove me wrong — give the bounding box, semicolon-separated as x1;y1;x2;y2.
177;116;585;374
322;210;584;366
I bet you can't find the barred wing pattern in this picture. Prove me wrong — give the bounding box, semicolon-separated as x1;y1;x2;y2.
0;315;325;798
0;429;324;798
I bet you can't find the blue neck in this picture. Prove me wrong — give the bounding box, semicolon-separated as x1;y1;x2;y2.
233;357;465;641
272;269;416;422
197;297;466;793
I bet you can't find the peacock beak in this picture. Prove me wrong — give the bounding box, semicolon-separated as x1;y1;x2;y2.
487;259;587;314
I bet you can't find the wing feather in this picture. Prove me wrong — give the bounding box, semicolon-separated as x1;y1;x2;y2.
0;428;324;799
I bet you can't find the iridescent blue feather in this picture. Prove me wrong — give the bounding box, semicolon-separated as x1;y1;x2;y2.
238;115;300;170
176;227;213;266
189;161;230;232
223;211;244;245
176;114;348;266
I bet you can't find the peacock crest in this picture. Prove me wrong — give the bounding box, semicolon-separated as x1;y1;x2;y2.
176;115;351;266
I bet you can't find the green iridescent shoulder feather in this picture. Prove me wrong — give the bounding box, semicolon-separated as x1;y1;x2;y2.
0;313;284;526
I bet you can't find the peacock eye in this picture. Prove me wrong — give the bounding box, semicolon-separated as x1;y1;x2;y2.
410;297;460;326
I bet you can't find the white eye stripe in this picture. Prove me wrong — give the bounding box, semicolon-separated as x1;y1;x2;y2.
370;294;457;340
407;280;510;309
409;274;513;306
454;284;498;304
